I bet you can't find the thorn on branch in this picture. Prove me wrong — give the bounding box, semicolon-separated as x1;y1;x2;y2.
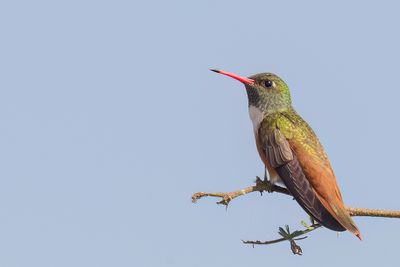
217;195;232;209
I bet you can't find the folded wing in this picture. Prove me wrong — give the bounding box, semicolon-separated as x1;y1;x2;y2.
264;128;347;231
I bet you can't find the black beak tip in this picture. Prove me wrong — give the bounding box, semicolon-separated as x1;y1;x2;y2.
210;69;220;73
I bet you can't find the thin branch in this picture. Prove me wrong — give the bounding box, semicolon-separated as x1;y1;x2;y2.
347;207;400;218
191;176;290;206
191;176;400;218
191;176;400;255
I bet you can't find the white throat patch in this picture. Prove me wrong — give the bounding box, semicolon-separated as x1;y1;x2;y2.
248;105;264;132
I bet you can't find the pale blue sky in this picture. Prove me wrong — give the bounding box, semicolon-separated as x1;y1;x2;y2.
1;0;399;266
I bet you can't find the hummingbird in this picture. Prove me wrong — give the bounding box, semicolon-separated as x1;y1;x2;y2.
210;69;361;239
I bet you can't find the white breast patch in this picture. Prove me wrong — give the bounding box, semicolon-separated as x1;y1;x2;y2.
248;105;264;132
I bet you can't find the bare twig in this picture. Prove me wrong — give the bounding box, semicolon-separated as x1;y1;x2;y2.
191;176;400;218
191;176;290;206
346;207;400;218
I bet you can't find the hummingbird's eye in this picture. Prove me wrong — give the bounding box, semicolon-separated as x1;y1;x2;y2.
264;80;273;88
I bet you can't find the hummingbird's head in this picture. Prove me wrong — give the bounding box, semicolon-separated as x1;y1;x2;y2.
210;69;292;115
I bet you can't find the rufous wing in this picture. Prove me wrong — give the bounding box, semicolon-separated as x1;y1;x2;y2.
263;129;347;231
261;126;360;238
286;135;361;238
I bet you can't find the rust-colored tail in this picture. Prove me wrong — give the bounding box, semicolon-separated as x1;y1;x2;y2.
276;155;361;239
316;196;362;240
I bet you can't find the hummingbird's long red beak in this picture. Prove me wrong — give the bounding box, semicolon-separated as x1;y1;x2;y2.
210;69;254;85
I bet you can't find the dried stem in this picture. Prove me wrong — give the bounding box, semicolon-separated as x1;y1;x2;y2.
346;207;400;218
191;176;400;218
191;176;290;206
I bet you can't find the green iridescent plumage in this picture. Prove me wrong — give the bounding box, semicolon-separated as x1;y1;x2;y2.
260;109;330;164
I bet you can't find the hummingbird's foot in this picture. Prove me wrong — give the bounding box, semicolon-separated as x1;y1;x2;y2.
255;176;273;193
263;168;271;182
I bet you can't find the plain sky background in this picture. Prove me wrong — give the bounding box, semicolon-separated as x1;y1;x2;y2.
1;0;400;266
